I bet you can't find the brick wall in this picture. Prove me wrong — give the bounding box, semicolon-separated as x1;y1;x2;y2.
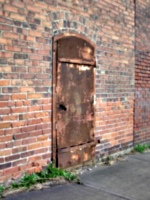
0;0;134;182
134;0;150;144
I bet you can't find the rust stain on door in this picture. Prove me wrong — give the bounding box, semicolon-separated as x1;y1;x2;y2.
53;33;96;168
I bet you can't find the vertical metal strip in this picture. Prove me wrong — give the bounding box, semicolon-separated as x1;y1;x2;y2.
52;41;57;165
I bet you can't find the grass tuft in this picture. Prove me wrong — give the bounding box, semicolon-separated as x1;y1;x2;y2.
0;162;77;198
11;162;77;189
133;144;150;153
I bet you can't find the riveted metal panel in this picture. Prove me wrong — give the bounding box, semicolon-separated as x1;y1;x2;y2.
56;62;94;149
57;36;95;65
58;143;96;169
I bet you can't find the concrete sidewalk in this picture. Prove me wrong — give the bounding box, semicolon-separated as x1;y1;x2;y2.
5;152;150;200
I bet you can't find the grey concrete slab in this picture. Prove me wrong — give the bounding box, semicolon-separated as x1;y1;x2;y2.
5;184;125;200
129;151;150;163
79;156;150;200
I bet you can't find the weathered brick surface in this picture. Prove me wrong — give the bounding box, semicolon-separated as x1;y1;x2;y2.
134;0;150;144
0;0;134;182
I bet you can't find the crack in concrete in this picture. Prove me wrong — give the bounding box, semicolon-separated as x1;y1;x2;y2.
82;181;138;200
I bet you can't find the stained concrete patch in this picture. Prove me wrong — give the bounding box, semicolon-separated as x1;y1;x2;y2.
79;157;150;200
5;184;124;200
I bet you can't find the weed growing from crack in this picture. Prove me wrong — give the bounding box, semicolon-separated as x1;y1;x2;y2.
0;185;4;198
0;162;77;197
11;162;77;189
133;144;150;153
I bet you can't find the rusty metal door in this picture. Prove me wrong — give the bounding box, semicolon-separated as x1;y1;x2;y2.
53;34;96;168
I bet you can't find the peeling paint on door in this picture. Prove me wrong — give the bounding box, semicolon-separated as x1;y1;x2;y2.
52;33;96;168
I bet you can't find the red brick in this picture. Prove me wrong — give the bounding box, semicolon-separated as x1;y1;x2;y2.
32;61;39;66
42;117;51;123
42;104;51;110
12;158;27;166
2;115;18;121
21;48;32;54
4;5;18;13
37;50;49;56
22;137;37;145
0;143;6;149
0;135;12;144
0;38;12;45
29;30;42;37
27;5;41;13
11;0;24;8
5;45;21;52
35;112;49;118
0;80;10;86
42;140;51;147
42;128;51;135
12;121;26;128
28;142;42;150
21;125;36;133
0;24;12;31
20;74;35;79
43;80;51;86
12;147;27;154
3;166;20;175
34;2;48;9
0;52;12;58
0;123;11;129
23;100;30;106
10;13;25;21
27;118;41;125
5;154;20;162
11;80;22;86
7;101;15;107
20;87;34;92
20;35;35;42
27;93;42;99
28;67;41;73
37;135;48;141
0;158;4;164
35;148;48;155
11;107;27;113
0;102;7;107
0;108;11;115
11;94;26;100
15;101;23;107
28;156;42;162
15;59;24;65
28;105;41;112
30;55;43;61
39;99;50;104
29;130;42;137
3;32;18;39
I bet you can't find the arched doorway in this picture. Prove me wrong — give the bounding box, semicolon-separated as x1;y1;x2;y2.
52;33;96;168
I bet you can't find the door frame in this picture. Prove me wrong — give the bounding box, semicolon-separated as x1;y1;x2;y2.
52;32;96;166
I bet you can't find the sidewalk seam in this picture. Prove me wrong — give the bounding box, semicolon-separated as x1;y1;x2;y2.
82;181;138;200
